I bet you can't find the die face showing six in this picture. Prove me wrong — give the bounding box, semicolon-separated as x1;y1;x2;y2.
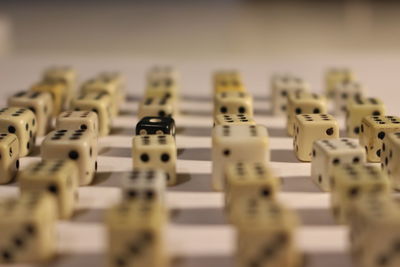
135;116;176;136
214;91;253;120
381;132;400;190
212;125;269;191
213;71;246;93
286;91;327;136
19;160;79;219
0;133;19;184
56;111;99;136
293;114;339;162
214;114;256;126
345;96;385;138
311;138;366;192
132;135;177;186
359;116;400;162
333;81;363;116
0;107;37;157
138;96;175;120
41;129;98;186
31;80;68;117
325;68;355;98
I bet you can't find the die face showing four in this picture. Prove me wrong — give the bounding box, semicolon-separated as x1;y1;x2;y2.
31;80;68;117
138;96;175;120
293;114;339;162
311;138;366;192
132;135;177;186
56;111;99;136
19;160;79;219
381;132;400;190
333;81;364;116
213;71;246;93
0;107;37;157
214;114;256;126
212;125;269;191
0;133;20;184
286;91;327;136
41;129;98;186
214;91;253;119
135;116;176;136
359;116;400;162
345;96;385;138
325;68;355;98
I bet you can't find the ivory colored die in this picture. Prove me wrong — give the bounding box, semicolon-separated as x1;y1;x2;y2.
43;66;77;108
214;91;253;120
381;132;400;190
213;71;246;93
333;81;363;116
56;111;99;136
31;80;68;117
325;68;355;98
138;96;176;120
0;133;19;184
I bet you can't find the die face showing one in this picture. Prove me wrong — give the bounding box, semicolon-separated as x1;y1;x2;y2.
19;160;79;219
71;92;112;137
359;116;400;162
213;71;246;93
293;114;339;162
214;114;256;126
345;96;385;138
311;138;366;192
0;133;19;184
212;125;269;191
56;111;99;136
31;80;68;116
381;132;400;190
325;68;355;98
286;91;327;136
214;91;253;120
332;81;363;116
138;96;175;120
132;135;177;186
0;107;37;157
135;116;176;136
8;91;54;137
41;129;98;186
0;193;57;263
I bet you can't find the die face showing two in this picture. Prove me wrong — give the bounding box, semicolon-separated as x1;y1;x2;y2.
214;114;256;126
293;114;339;162
381;132;400;190
286;91;327;136
138;96;175;120
8;91;54;137
132;135;177;186
31;80;67;117
213;91;253;120
359;116;400;162
0;107;37;157
19;160;79;219
212;125;269;191
135;116;176;137
56;111;99;136
345;96;385;138
311;138;366;192
0;133;20;184
332;81;363;116
41;129;98;186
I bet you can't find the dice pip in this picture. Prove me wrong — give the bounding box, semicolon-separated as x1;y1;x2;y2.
135;116;176;136
381;132;400;190
293;114;339;162
31;79;68;116
8;91;53;136
212;125;269;191
0;107;37;157
55;111;99;136
0;193;57;263
19;160;79;219
359;115;400;162
41;129;98;185
214;91;253;120
0;133;19;184
132;135;177;186
138;96;176;120
214;114;256;126
325;68;355;98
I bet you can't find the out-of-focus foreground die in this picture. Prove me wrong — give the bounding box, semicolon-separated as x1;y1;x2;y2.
0;133;19;184
381;132;400;190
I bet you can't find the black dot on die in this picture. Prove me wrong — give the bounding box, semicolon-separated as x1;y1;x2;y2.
140;153;149;162
158;110;166;117
69;150;79;160
313;108;320;113
312;150;316;157
95;161;98;171
161;153;170;162
353;157;360;164
318;175;322;183
295;108;301;114
25;224;36;235
115;257;126;266
13;237;24;247
16;160;19;169
127;190;137;199
238;106;246;113
326;128;334;135
372;111;381;116
223;149;230;156
8;126;16;134
376;255;389;266
378;132;385;140
1;250;12;261
354;127;360;134
260;187;271;198
220;106;228;113
333;158;340;165
348;187;359;198
377;149;381;157
80;124;87;130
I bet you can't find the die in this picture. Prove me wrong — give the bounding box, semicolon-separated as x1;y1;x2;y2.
345;96;385;138
0;107;37;157
325;68;355;98
71;91;112;137
135;116;175;137
8;91;53;136
213;71;246;93
146;65;179;85
381;132;400;190
138;96;176;120
19;159;79;219
41;129;98;185
212;125;269;191
96;71;126;105
311;138;366;192
105;200;168;267
332;81;363;116
214;114;256;126
271;74;309;115
55;111;99;136
293;114;339;162
0;193;57;263
120;169;167;206
286;91;327;136
42;66;77;108
214;91;253;120
145;72;179;101
330;164;390;224
0;133;19;184
132;135;177;186
359;116;400;162
31;79;68;116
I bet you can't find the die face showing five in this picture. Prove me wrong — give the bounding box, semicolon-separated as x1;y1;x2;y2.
212;125;269;191
0;107;37;157
214;91;253;119
56;111;99;136
345;96;385;138
132;135;177;186
311;138;366;192
31;80;68;117
359;115;400;162
286;91;327;136
41;129;98;186
0;133;20;184
138;96;175;120
333;81;363;116
19;160;79;219
214;114;256;126
135;116;176;137
293;114;339;162
381;132;400;190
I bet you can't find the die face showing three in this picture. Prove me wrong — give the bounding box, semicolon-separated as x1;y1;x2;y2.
293;114;339;162
213;91;253;120
0;133;20;184
135;116;176;137
359;115;400;162
381;132;400;190
56;111;99;137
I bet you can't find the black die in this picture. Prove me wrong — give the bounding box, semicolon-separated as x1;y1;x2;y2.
135;116;176;136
